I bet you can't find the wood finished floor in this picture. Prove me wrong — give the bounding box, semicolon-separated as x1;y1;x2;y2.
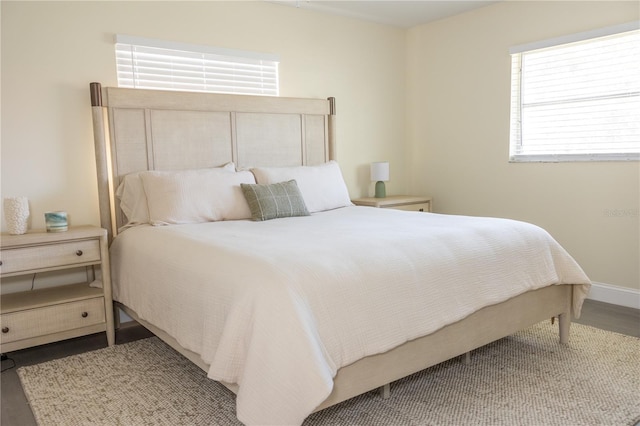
1;299;639;426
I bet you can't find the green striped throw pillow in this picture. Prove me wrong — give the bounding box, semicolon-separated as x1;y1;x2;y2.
241;180;310;221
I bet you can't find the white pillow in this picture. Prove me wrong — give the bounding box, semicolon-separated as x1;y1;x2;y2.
116;163;236;227
251;161;352;213
140;167;255;225
116;172;150;227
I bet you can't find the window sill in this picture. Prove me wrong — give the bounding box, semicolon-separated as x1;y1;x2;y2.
509;153;640;163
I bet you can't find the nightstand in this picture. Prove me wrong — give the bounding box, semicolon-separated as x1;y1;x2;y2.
0;225;115;352
351;195;432;212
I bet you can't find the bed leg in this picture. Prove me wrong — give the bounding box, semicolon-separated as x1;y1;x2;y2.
558;312;570;345
379;383;390;399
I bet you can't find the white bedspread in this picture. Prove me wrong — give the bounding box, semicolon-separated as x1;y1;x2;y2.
110;207;590;425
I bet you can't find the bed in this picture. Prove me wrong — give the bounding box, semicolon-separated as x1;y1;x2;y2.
89;83;591;425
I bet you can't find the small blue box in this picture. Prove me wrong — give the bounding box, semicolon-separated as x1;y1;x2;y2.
45;211;68;232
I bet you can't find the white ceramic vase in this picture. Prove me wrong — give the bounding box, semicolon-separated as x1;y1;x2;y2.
4;197;30;235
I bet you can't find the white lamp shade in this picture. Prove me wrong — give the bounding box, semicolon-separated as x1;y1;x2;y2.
370;162;389;182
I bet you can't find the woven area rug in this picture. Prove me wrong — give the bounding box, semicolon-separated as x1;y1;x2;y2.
18;322;640;426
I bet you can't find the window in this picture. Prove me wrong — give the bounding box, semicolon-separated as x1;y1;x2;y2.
509;22;640;162
115;35;279;96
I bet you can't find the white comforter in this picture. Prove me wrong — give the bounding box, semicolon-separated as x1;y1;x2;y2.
110;207;590;425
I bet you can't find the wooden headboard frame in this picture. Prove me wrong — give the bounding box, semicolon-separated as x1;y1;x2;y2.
90;82;336;242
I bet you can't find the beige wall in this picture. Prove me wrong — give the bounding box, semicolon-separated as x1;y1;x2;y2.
407;1;639;291
0;0;406;232
2;1;638;294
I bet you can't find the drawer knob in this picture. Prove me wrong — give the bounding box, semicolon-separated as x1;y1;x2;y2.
0;260;2;266
1;327;9;334
81;312;88;318
76;250;83;256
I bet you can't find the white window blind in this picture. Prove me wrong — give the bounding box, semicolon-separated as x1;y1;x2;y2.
509;22;640;162
115;35;279;96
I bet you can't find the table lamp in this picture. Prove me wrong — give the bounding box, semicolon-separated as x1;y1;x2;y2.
370;162;389;198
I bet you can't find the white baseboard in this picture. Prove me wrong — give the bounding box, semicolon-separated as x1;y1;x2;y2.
115;283;638;325
588;282;640;310
118;309;134;323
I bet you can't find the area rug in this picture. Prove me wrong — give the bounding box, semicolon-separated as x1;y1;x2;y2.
17;321;640;426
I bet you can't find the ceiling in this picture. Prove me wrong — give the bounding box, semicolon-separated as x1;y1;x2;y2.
269;1;499;28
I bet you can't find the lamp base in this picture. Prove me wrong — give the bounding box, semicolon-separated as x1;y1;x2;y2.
375;181;386;198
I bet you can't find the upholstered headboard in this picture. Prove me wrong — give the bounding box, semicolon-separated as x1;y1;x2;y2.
89;83;336;241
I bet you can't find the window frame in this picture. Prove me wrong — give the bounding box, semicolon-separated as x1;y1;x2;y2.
115;35;280;96
508;21;640;163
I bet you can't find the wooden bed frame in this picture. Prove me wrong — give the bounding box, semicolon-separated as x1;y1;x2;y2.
89;82;574;415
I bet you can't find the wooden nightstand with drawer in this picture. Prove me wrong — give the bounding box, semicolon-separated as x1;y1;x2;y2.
351;195;432;212
0;225;115;352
